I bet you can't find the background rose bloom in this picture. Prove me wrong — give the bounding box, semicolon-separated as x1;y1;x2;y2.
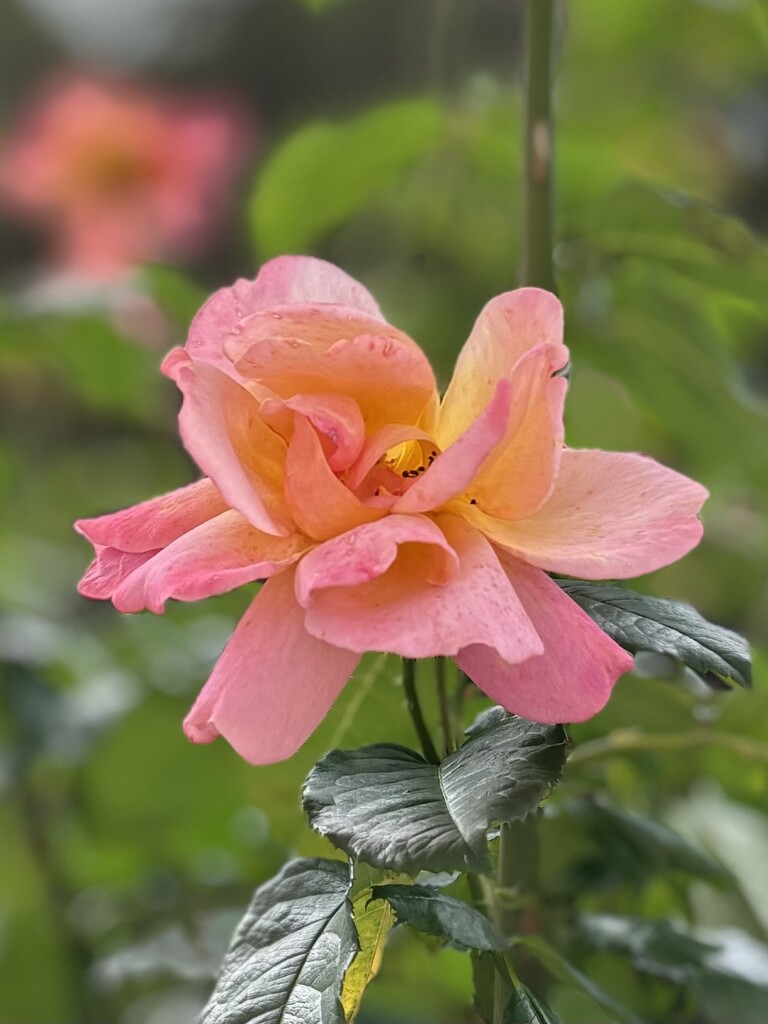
75;256;708;765
0;73;249;277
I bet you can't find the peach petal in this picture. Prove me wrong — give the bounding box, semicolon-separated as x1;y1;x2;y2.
345;423;436;493
183;567;360;765
111;510;310;613
438;289;566;448
185;255;385;374
74;478;227;553
458;555;633;722
284;415;384;541
164;350;291;536
261;393;365;473
471;343;568;521
393;379;512;515
297;514;542;662
78;547;158;600
469;449;708;579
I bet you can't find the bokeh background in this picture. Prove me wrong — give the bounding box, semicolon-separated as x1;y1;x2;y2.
1;1;767;1022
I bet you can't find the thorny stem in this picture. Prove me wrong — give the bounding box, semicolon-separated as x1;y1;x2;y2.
493;1;557;1018
402;659;440;764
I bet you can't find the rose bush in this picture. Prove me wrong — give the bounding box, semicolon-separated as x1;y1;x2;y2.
75;256;707;763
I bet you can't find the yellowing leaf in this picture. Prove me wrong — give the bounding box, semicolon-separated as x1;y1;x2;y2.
341;885;396;1020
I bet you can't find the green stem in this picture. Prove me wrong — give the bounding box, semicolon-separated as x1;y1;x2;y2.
522;0;557;293
435;656;455;755
402;659;440;764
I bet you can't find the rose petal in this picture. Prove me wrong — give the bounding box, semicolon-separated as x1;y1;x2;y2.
458;555;633;722
471;343;568;520
74;478;227;553
468;449;708;579
345;423;436;493
296;514;542;662
185;255;385;375
225;305;437;430
111;509;310;613
78;547;158;600
163;350;291;536
393;378;513;515
184;567;360;765
438;288;566;448
284;414;384;541
261;393;365;473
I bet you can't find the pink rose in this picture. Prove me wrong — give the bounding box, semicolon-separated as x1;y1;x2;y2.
75;256;707;764
1;73;249;277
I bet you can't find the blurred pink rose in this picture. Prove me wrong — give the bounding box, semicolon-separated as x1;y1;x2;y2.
1;73;250;277
75;256;707;764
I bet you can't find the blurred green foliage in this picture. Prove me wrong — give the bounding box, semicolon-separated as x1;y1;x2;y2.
1;0;767;1022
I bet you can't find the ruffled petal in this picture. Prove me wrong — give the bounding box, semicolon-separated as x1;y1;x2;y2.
457;556;633;722
163;349;291;536
284;414;385;541
78;547;158;600
394;379;512;515
438;288;566;448
224;305;437;430
468;449;708;579
111;510;310;613
470;343;568;520
296;514;542;662
74;478;226;553
261;393;365;473
185;255;384;374
184;567;360;765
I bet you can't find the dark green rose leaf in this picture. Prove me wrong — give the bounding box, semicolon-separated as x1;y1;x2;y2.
568;797;730;884
504;985;564;1024
370;883;506;951
557;581;752;689
303;711;568;874
200;858;357;1024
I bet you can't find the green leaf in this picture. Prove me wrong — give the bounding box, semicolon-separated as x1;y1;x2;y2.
567;797;730;884
557;581;752;689
250;99;443;257
302;0;350;9
370;883;507;952
303;710;568;874
514;935;645;1024
200;858;357;1024
504;985;564;1024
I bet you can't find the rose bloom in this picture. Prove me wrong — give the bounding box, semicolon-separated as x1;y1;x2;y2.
75;257;707;764
0;73;248;277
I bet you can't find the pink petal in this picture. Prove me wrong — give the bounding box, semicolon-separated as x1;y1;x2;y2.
472;343;568;520
393;379;512;515
438;288;567;448
458;556;633;722
224;305;437;430
345;423;436;493
261;393;365;473
74;478;227;553
469;449;708;579
184;567;360;765
111;510;310;613
185;256;384;375
78;547;158;600
284;414;384;541
296;513;543;662
164;350;291;536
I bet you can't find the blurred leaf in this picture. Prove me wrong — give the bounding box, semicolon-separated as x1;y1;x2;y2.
303;710;568;874
141;265;206;331
515;935;644;1024
567;797;730;884
250;99;443;257
200;858;356;1024
302;0;350;9
370;883;506;951
504;985;564;1024
558;581;752;688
